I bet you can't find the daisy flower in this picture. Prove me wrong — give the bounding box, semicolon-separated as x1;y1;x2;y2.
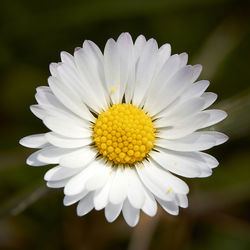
20;32;228;227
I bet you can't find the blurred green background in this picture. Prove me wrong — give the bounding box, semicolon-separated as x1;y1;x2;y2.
0;0;250;249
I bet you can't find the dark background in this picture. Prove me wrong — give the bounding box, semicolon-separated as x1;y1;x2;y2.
0;0;250;249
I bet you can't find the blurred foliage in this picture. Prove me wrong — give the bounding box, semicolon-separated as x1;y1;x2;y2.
0;0;250;249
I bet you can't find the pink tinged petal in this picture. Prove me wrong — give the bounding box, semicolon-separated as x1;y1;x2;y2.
59;147;96;168
63;190;89;206
94;173;115;210
200;109;228;129
77;192;94;216
43;116;92;139
45;132;92;148
157;198;179;216
44;166;80;181
20;134;48;148
109;167;128;204
133;38;158;107
126;168;145;209
105;202;123;223
122;199;140;227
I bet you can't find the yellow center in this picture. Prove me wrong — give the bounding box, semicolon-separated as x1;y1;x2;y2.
93;104;155;165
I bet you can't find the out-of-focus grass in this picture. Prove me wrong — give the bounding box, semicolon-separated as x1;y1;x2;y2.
0;0;250;249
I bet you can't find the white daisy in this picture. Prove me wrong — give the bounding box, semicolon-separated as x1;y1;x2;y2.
20;32;228;227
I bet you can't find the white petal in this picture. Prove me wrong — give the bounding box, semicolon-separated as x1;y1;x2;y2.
59;147;96;168
43;116;92;139
109;167;128;204
105;202;122;223
198;152;219;169
136;164;173;201
201;92;217;109
154;43;171;75
154;97;205;126
74;41;108;111
126;168;145;209
44;166;80;181
122;199;140;227
77;192;94;216
104;38;120;104
199;131;228;145
45;132;92;148
150;150;202;178
133;38;158;107
26;150;48;166
35;87;65;110
48;76;94;121
64;160;102;196
36;146;75;164
134;35;146;59
94;172;115;210
155;132;217;152
157;198;179;216
179;52;188;68
116;32;134;103
200;109;227;128
143;54;180;113
180;80;210;102
143;159;189;195
157;112;210;139
149;65;202;116
60;51;75;67
176;194;188;208
85;161;110;191
141;187;157;217
47;178;69;188
20;134;48;148
30;105;46;120
63;190;89;206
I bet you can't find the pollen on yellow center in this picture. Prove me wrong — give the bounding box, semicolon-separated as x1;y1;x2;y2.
93;104;155;164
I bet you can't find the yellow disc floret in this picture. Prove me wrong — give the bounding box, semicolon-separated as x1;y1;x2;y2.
93;104;155;164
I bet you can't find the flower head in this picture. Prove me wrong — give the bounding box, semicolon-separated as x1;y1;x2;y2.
20;32;228;227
